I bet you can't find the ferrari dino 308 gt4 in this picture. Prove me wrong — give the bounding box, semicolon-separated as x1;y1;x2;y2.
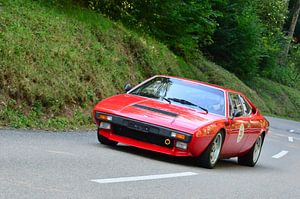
93;75;269;168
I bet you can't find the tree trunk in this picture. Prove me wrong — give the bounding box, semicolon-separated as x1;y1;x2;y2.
282;0;300;65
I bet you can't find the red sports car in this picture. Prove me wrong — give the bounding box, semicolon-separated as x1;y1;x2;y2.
93;75;269;168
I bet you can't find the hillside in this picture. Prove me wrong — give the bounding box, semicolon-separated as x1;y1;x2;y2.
0;0;300;130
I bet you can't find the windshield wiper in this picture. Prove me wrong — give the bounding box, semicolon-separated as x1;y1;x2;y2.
162;97;171;104
137;92;172;104
167;98;208;113
138;92;159;99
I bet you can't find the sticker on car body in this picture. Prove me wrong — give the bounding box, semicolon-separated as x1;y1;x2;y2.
237;123;245;143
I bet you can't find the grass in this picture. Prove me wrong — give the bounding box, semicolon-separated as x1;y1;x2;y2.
250;78;300;120
0;0;300;130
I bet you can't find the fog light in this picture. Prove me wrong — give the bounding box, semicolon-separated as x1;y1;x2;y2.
175;141;187;150
99;122;111;130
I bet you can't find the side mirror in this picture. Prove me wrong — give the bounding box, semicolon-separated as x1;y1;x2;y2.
232;109;243;119
124;83;132;92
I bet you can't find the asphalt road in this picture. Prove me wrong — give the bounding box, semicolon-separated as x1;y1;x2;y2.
1;116;300;199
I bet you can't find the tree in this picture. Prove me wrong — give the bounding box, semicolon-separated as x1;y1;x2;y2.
87;0;224;56
207;1;263;79
283;0;300;64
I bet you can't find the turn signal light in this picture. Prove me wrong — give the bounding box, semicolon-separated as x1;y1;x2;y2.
97;114;112;121
175;134;186;140
171;132;186;140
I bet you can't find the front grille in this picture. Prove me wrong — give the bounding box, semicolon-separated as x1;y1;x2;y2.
113;124;174;148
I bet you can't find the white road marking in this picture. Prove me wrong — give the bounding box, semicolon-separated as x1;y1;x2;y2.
45;150;75;156
289;129;295;133
272;150;289;159
91;172;198;184
288;137;294;142
270;133;286;138
269;132;300;141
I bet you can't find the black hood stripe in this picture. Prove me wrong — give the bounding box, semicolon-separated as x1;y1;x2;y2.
132;104;178;117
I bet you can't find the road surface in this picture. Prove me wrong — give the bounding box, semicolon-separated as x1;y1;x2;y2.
0;116;300;198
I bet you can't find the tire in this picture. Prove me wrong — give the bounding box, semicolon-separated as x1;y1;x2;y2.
238;134;264;167
196;132;224;169
97;130;118;146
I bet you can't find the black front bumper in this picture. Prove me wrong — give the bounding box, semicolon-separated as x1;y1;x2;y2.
95;112;192;147
113;123;174;148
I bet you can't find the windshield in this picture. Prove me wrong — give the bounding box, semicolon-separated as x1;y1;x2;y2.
129;77;225;116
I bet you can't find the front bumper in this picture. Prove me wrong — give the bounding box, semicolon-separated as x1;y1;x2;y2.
95;112;193;156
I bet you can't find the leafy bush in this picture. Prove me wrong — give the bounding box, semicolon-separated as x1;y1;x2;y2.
207;1;263;79
261;43;300;88
253;0;288;74
253;0;288;32
86;0;223;56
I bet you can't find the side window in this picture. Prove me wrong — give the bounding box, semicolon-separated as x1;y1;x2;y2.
229;93;243;117
229;97;233;117
239;95;252;116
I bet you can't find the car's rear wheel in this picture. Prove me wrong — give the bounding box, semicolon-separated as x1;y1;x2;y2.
238;134;264;167
97;130;118;146
196;132;223;169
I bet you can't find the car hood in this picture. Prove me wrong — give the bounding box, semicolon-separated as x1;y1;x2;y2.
94;94;224;133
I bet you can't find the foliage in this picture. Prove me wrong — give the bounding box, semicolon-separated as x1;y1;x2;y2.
0;0;204;129
86;0;298;86
262;44;300;88
207;1;263;79
253;0;288;71
253;0;288;32
86;0;224;56
286;44;300;88
250;78;300;120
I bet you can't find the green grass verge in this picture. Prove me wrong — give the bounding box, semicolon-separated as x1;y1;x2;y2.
250;78;300;120
0;0;299;130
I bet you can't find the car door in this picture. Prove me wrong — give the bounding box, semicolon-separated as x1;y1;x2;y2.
222;93;250;156
239;94;261;151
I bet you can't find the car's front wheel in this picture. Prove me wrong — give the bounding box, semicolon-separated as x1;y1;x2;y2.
196;132;224;169
97;131;118;146
238;134;264;167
